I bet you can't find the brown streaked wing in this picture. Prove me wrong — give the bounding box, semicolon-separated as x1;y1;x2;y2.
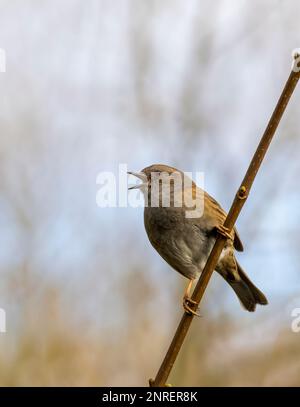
204;191;244;252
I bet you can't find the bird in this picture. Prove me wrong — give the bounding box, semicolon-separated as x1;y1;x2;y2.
128;164;268;314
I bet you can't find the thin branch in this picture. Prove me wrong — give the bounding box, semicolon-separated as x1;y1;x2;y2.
150;54;300;387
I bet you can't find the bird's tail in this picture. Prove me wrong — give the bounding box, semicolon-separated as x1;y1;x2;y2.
228;262;268;312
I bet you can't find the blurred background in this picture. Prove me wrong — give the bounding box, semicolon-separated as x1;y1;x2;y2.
0;0;300;386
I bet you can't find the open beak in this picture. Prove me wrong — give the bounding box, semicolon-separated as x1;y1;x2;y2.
127;171;147;190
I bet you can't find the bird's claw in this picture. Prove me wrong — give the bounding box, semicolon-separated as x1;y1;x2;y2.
183;297;201;317
216;225;233;240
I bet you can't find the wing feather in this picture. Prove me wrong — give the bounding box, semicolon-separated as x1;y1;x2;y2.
204;191;244;252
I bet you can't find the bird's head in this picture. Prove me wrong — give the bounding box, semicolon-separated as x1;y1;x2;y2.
128;164;202;216
128;164;183;191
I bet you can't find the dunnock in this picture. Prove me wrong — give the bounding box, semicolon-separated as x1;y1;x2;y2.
128;164;267;314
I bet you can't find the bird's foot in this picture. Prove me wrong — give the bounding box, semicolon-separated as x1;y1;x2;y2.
183;296;201;317
216;225;233;240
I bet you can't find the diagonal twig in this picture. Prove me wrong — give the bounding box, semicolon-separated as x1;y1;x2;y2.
150;53;300;387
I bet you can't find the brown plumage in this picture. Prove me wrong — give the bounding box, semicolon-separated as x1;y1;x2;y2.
129;164;268;312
